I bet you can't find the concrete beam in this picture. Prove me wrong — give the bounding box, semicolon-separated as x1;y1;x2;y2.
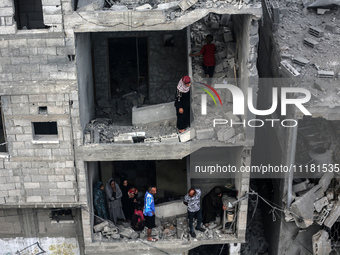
66;7;262;33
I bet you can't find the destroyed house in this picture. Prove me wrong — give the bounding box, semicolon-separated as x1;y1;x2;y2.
0;0;262;254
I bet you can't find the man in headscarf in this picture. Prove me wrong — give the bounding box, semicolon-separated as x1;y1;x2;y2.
105;178;126;224
174;76;193;133
93;181;108;220
202;186;237;225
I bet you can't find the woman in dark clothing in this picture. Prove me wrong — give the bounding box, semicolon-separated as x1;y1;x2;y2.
93;181;108;220
121;179;133;221
202;186;237;224
175;76;192;133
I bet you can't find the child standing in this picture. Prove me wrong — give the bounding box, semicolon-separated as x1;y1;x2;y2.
189;34;216;78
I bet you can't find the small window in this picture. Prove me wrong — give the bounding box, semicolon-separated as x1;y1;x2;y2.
14;0;47;30
0;101;8;153
50;209;74;223
38;106;48;115
32;121;59;144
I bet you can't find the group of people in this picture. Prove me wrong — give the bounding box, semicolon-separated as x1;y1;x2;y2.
93;180;158;242
175;34;216;133
94;180;235;241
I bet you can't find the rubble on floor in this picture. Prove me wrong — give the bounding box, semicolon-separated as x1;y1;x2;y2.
92;215;236;243
100;0;261;22
273;1;340;108
84;13;247;145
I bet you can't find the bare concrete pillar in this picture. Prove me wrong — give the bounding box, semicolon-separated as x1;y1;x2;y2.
19;208;39;237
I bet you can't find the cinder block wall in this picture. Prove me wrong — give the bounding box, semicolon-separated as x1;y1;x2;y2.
0;0;82;206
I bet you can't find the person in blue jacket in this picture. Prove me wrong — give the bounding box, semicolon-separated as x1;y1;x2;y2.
144;186;158;242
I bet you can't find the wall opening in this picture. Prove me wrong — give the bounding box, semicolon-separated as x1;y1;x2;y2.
32;121;58;143
108;37;149;100
0;101;7;153
14;0;47;30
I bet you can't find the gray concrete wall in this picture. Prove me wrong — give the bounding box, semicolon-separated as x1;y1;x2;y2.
76;32;95;131
0;0;83;206
92;30;188;105
233;14;259;141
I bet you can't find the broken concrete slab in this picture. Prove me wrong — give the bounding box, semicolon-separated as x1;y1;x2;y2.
312;230;332;255
178;0;198;11
324;200;340;228
319;173;334;192
156;1;180;10
293;179;310;193
217;127;235;142
94;221;109;233
290;184;323;228
314;197;328;212
136;4;152;10
196;128;215;140
179;128;196;142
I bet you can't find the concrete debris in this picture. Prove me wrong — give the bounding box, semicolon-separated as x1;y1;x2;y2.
309;27;324;38
319;173;334;192
160;133;179;143
314;81;325;92
136;4;152;10
314;197;328;213
144;137;160;143
325;23;335;33
114;135;134;144
94;221;110;232
109;5;129;11
280;61;301;80
156;1;180;10
318;70;334;78
179;128;196;142
217;127;235;142
324;200;340;228
178;0;198;11
196;128;215;140
292;57;309;67
293;179;310;193
303;37;318;48
290;184;322;228
312;230;332;255
316;8;330;14
78;0;105;11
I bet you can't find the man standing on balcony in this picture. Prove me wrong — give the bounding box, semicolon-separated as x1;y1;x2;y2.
144;186;158;242
184;188;206;238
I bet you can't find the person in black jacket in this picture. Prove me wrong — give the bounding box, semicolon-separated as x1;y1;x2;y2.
202;186;237;225
174;76;192;133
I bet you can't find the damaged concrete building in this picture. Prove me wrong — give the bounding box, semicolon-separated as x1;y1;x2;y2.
0;0;261;254
255;0;340;254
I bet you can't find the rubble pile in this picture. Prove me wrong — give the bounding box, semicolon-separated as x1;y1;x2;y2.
93;215;237;243
102;0;260;21
274;1;340;106
190;13;238;83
